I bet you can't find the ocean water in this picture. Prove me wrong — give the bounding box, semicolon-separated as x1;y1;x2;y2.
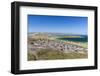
58;35;88;42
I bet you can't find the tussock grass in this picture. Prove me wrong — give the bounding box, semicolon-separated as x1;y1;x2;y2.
28;49;88;61
28;52;37;61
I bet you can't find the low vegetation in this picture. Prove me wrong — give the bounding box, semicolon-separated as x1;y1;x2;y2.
28;49;88;61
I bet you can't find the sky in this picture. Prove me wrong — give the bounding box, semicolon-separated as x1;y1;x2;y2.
28;15;88;35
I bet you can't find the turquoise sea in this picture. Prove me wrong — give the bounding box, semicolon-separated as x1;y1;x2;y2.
57;35;88;42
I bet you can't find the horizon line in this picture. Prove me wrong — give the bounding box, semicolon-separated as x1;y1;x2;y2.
28;32;88;35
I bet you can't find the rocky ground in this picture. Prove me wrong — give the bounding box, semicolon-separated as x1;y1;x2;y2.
28;33;88;61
